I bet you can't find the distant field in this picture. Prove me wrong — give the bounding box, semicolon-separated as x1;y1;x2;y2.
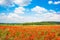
0;22;60;25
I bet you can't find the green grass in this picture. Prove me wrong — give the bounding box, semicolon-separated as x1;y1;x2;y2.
0;22;60;25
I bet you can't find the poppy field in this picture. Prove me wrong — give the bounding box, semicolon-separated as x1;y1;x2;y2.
0;25;60;40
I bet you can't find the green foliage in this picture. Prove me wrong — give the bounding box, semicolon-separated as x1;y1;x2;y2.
8;37;15;40
0;29;10;40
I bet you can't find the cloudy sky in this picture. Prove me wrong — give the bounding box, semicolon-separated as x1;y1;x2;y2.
0;0;60;23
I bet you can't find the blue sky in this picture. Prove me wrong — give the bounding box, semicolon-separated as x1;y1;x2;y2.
0;0;60;23
25;0;60;11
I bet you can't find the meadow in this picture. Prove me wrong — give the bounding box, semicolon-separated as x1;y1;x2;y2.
0;22;60;40
0;25;60;40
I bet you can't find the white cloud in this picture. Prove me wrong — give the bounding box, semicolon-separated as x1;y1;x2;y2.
54;1;60;4
7;13;24;23
0;0;5;4
48;1;60;5
0;6;60;23
41;13;60;21
0;13;24;23
0;0;14;7
0;13;60;23
31;6;60;22
0;13;42;23
0;6;26;23
31;6;48;14
48;1;53;4
0;0;32;6
14;7;25;14
13;0;32;6
31;6;56;14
